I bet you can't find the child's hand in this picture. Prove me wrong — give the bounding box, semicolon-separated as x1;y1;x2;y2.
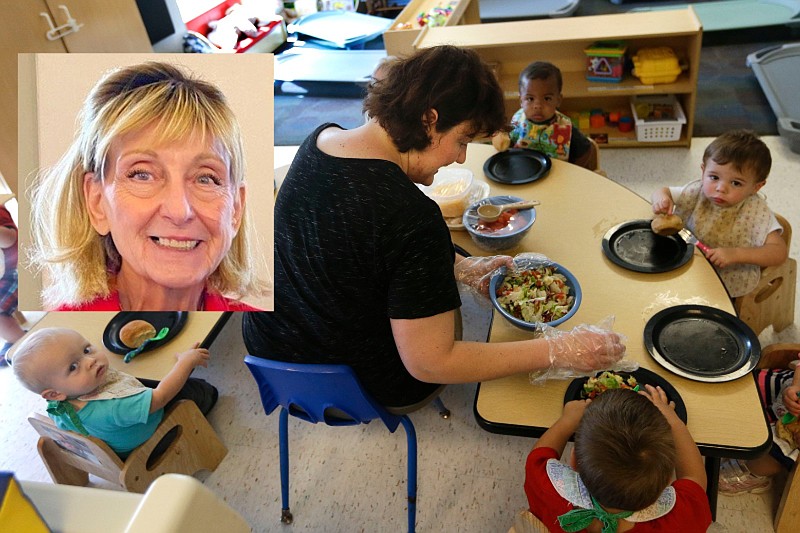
492;132;511;152
561;399;590;428
651;189;674;215
175;342;210;369
640;384;679;422
703;247;737;268
784;385;800;417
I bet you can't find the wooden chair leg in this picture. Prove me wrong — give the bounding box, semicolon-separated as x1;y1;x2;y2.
37;437;90;487
121;401;227;493
775;465;800;532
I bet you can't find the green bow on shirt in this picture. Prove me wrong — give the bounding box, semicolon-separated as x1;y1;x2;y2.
557;496;633;533
46;400;89;436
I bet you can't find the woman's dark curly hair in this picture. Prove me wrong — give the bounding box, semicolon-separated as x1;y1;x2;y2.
363;45;506;152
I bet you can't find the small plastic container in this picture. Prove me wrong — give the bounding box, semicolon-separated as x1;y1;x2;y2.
584;41;627;83
418;168;474;218
630;95;687;142
632;47;684;85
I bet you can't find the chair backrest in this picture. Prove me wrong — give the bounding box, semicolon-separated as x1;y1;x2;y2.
758;343;800;370
28;412;125;481
776;213;792;252
244;356;402;432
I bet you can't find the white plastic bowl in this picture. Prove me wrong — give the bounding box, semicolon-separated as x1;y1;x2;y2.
418;168;474;218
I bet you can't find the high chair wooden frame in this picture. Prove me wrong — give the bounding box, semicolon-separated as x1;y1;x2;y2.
758;343;800;532
735;213;796;335
28;400;227;494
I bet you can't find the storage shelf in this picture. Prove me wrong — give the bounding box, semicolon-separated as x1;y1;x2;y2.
415;7;702;148
500;70;694;99
384;0;481;57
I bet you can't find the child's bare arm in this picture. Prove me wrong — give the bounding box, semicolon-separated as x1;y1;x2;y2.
533;399;589;457
651;188;674;214
704;230;788;269
149;343;210;413
0;226;17;248
783;354;800;417
641;385;706;489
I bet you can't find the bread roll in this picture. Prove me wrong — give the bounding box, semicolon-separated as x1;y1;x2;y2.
119;320;157;349
492;132;511;152
650;214;683;236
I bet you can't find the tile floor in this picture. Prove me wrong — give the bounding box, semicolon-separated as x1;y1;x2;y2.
2;136;799;532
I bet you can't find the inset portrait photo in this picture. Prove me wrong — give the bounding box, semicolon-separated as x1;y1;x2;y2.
18;53;274;311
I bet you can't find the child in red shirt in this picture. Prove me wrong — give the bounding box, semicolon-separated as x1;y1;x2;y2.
525;386;711;532
0;205;24;365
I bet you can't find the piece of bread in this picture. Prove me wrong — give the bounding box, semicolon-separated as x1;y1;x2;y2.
119;320;157;349
651;213;683;236
492;132;511;152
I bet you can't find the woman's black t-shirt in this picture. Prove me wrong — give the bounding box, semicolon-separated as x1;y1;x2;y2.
243;124;461;407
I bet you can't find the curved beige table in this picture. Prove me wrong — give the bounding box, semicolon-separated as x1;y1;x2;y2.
450;144;770;517
9;312;231;381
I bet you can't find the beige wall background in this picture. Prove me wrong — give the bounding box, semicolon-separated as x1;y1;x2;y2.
18;53;274;311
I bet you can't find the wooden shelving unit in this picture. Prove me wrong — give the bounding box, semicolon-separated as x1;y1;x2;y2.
383;0;481;57
414;8;703;148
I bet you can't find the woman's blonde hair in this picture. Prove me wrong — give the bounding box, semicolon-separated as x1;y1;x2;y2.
28;61;266;308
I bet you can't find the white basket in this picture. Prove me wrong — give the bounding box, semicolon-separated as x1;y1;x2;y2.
630;95;687;142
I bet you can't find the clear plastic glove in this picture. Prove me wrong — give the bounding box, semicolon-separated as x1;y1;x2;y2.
529;316;637;384
454;255;514;297
511;252;553;271
457;252;559;301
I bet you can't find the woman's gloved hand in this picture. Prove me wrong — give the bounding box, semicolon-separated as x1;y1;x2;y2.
454;255;514;297
545;324;626;372
529;317;636;384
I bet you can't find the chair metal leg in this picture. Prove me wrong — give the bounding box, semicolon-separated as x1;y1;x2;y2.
399;415;417;533
432;396;450;419
279;408;293;524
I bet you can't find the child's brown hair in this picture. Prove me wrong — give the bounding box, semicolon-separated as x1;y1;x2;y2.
574;389;676;511
703;129;772;182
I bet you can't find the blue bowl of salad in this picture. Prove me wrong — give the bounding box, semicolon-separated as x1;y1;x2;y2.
463;195;535;252
489;262;582;331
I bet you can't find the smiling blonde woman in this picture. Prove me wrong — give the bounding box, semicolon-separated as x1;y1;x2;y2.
28;61;267;311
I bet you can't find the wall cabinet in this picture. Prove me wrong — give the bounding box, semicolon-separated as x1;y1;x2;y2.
0;0;151;194
414;8;702;148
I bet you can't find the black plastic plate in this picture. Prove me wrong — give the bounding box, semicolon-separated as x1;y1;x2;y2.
103;312;188;355
602;220;693;273
644;305;761;382
564;368;687;423
483;149;552;185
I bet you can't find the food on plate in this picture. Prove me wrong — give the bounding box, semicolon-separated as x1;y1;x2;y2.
119;320;157;349
650;213;683;236
581;371;639;400
474;209;517;233
495;266;574;323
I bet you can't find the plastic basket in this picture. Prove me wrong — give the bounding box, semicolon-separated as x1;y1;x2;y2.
630;95;686;142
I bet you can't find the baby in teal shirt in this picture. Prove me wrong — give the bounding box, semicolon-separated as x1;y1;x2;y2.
12;327;214;457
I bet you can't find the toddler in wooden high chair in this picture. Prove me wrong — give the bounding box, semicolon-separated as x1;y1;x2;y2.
651;129;787;298
12;327;217;458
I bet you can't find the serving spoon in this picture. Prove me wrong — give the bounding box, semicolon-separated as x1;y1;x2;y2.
123;327;169;363
477;200;540;222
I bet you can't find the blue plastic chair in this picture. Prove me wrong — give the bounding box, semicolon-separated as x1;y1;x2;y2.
245;355;440;532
